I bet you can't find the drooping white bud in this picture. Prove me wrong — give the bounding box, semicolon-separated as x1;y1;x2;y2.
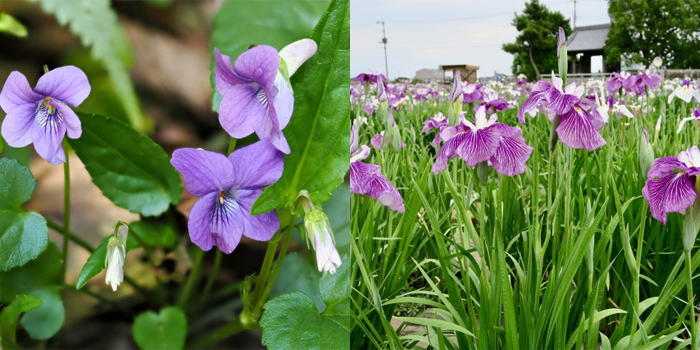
105;222;128;291
304;206;341;274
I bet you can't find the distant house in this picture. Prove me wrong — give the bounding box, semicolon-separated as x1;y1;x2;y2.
566;23;620;73
415;68;443;81
438;64;479;83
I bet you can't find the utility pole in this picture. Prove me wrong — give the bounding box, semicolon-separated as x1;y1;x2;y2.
573;0;577;29
377;21;389;80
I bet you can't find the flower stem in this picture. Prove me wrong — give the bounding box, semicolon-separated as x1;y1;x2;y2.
687;249;697;349
250;220;294;319
177;248;204;308
46;220;94;253
62;146;71;283
202;249;223;301
227;138;237;156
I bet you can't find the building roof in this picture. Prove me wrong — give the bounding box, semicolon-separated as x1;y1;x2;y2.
567;24;610;53
439;64;480;70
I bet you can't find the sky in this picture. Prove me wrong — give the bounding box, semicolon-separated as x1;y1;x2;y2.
350;0;610;80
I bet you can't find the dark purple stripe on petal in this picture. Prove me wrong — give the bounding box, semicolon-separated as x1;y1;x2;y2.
490;132;534;177
555;108;606;151
209;191;243;254
642;172;697;225
350;161;404;212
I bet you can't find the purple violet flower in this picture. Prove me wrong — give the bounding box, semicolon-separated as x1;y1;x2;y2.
215;45;298;154
170;139;283;253
0;66;90;165
350;124;405;212
432;106;533;176
518;74;606;151
643;146;700;225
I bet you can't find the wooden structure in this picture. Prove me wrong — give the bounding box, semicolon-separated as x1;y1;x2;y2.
566;24;619;73
439;64;479;83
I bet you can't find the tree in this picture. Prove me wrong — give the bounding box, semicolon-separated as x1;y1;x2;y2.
606;0;700;69
502;0;571;80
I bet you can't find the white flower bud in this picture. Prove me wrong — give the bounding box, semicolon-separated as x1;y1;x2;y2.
304;207;341;274
105;222;128;291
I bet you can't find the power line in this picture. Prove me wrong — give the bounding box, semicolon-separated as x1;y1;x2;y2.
351;44;501;52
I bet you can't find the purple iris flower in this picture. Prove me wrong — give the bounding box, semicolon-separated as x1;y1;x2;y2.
423;113;448;148
477;90;514;113
462;83;484;104
350;124;405;212
370;131;405;150
643;146;700;225
518;74;606;151
215;46;294;154
0;66;90;165
606;72;623;95
355;71;384;84
432;106;533;176
557;27;566;57
170;139;283;253
449;71;463;103
641;70;662;90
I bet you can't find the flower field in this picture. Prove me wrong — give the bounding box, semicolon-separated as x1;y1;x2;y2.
350;60;700;348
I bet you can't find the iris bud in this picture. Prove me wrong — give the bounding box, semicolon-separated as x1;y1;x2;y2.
639;128;655;180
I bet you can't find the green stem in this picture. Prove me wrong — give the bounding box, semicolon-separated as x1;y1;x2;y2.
227;138;237;156
177;248;205;308
187;318;244;349
62;149;71;283
251;221;294;319
247;229;283;313
188;220;294;348
202;249;223;300
687;249;697;349
46;220;94;253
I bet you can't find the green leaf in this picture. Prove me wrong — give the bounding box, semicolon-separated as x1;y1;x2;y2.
129;221;178;249
28;0;148;130
322;183;350;256
0;13;28;37
20;287;65;340
132;306;188;350
209;0;330;111
0;294;43;348
0;158;48;271
252;0;350;215
0;243;64;340
269;253;324;310
260;254;350;350
75;231;139;290
68;113;182;217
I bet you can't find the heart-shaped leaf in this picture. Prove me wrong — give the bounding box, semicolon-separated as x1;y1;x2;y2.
0;294;43;348
132;306;188;350
68;113;182;217
261;254;350;350
252;0;350;215
0;158;48;271
0;243;65;340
